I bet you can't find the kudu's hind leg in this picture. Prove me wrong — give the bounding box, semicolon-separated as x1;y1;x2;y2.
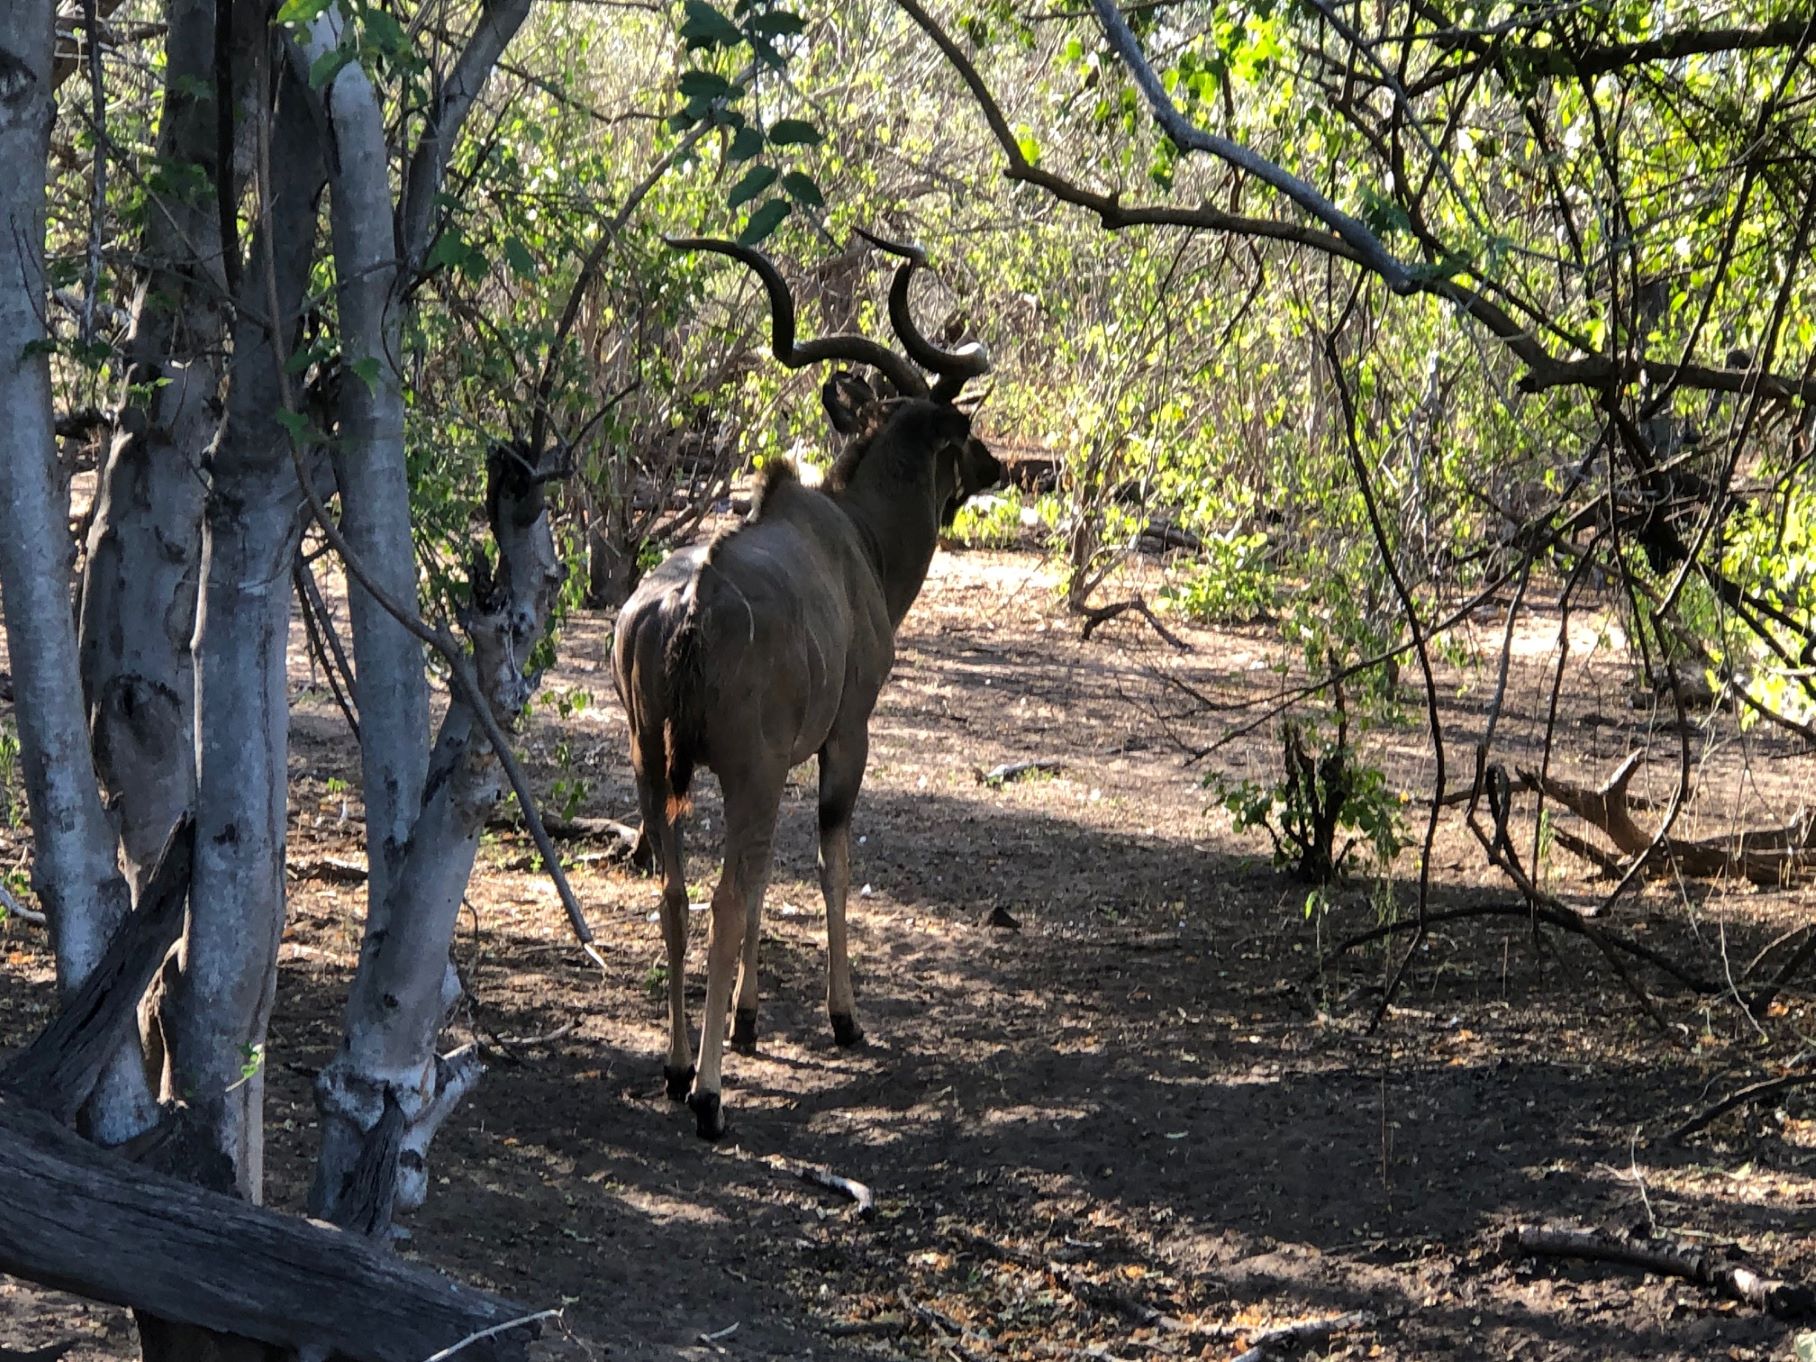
637;778;694;1101
732;893;762;1053
689;773;782;1140
819;730;868;1048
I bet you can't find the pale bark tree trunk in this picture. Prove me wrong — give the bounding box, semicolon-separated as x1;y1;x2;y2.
77;0;226;904
0;2;151;1149
154;50;325;1202
313;444;564;1228
295;0;537;1230
309;6;428;915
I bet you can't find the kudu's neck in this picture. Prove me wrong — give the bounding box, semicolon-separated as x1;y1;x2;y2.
833;446;944;629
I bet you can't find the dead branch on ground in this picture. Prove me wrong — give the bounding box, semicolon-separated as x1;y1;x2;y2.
771;1155;875;1219
1074;594;1192;650
1670;1069;1816;1140
289;855;369;884
1230;1309;1379;1361
1318;898;1718;996
975;759;1065;786
1512;1225;1816;1319
1519;753;1816;885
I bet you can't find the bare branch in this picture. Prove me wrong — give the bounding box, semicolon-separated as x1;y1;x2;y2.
399;0;534;275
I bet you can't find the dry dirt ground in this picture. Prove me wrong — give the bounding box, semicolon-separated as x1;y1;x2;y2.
3;544;1816;1361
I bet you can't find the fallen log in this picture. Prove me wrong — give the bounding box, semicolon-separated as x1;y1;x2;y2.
0;1093;540;1361
974;759;1064;787
0;819;541;1361
1519;753;1816;885
1512;1225;1816;1319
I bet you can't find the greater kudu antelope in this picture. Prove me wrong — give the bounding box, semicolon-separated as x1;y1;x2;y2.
613;234;1000;1139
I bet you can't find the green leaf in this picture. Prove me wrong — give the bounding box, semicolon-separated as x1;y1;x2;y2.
678;69;738;101
727;164;779;209
748;34;786;69
739;197;791;245
274;408;311;440
680;0;743;48
425;229;470;274
767;118;822;146
780;170;823;208
747;9;806;36
503;234;537;278
309;46;355;89
348;355;383;393
727;124;766;161
362;8;407;56
275;0;332;24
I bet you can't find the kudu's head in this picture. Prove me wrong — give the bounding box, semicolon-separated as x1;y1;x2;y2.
664;230;1002;519
820;370;1003;524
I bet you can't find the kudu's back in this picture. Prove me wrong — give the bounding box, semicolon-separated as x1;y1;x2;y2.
611;467;893;819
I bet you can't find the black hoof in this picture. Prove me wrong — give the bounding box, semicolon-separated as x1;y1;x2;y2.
688;1089;725;1141
830;1012;865;1048
663;1064;695;1102
732;1008;758;1053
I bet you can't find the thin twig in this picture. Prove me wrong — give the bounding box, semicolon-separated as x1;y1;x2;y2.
294;553;361;738
1321;327;1446;1031
419;1307;561;1362
80;0;107;348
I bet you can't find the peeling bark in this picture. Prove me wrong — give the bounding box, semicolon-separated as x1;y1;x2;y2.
312;443;565;1231
157;52;324;1201
0;3;150;1149
78;0;227;904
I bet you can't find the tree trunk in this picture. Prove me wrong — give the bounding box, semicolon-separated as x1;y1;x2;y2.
77;0;227;906
155;52;323;1202
298;0;534;1231
0;2;150;1149
306;11;428;914
313;443;565;1231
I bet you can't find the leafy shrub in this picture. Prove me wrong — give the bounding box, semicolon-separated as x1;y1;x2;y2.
1161;529;1277;623
948;492;1028;549
1208;719;1404;885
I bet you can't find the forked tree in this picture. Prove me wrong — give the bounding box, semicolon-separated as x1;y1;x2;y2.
0;1;577;1353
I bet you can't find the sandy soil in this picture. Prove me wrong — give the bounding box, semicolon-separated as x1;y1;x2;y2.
3;544;1814;1361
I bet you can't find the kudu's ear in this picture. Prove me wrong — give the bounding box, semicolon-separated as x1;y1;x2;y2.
821;370;877;434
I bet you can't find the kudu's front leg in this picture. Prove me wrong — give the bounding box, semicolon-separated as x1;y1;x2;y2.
819;730;868;1048
689;777;782;1140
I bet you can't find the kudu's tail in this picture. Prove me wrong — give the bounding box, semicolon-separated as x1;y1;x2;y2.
659;599;707;823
